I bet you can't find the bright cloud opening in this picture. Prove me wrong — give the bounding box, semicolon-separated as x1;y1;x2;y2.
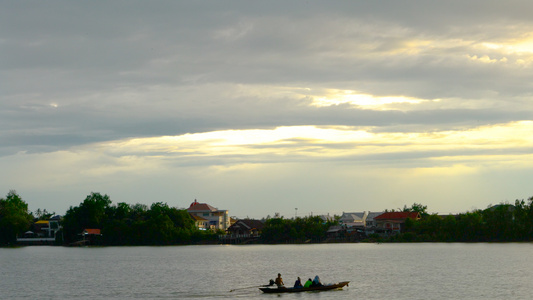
311;89;425;109
94;121;533;172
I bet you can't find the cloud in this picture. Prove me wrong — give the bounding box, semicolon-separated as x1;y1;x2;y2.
2;1;533;216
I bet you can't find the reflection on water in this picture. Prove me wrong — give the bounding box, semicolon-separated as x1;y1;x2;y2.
1;243;532;299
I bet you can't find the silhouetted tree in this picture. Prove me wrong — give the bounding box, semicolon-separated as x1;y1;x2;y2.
0;190;33;245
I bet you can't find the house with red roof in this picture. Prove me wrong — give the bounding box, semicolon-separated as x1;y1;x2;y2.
187;199;230;231
374;212;421;233
82;229;101;235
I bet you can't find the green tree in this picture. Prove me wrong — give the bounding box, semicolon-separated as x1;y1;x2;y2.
62;192;112;243
0;190;33;245
34;208;54;220
456;210;484;241
99;201;196;245
403;203;429;217
260;216;336;243
482;203;516;241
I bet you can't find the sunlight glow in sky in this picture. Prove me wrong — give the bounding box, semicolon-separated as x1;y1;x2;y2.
97;121;533;170
312;90;424;109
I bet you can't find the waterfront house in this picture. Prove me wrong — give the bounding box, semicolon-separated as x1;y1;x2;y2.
187;199;230;231
227;219;264;237
319;214;336;222
364;212;383;227
31;215;62;238
82;228;102;236
374;212;421;233
338;211;385;228
17;215;63;245
326;225;346;239
81;228;102;245
33;220;52;237
339;212;368;227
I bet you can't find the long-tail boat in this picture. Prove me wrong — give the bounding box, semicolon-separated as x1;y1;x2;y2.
259;281;349;293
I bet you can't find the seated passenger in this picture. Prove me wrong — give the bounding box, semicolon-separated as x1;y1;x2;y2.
304;278;313;288
274;273;284;287
312;275;323;287
294;277;303;288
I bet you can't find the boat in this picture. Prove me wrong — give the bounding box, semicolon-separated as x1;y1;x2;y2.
259;281;349;293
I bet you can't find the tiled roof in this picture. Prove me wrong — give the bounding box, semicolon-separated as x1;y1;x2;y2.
83;229;101;235
340;213;365;222
374;212;420;220
187;203;217;212
190;213;208;221
366;212;384;219
187;199;218;212
229;219;264;230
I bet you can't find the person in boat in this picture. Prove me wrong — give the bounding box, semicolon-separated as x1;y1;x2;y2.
303;278;313;288
312;275;323;287
293;277;303;288
274;273;284;287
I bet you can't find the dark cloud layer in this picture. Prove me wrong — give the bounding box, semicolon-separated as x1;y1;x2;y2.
2;1;533;156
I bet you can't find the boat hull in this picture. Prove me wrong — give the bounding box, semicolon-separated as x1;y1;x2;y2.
259;281;349;293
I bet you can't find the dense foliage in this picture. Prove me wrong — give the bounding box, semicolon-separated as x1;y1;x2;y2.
0;191;33;245
391;197;533;242
4;189;533;246
261;216;338;243
62;192;216;245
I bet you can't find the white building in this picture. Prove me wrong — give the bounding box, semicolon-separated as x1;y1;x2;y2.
339;211;384;227
339;211;368;227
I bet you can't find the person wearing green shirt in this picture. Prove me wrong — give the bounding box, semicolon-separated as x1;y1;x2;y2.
303;278;313;288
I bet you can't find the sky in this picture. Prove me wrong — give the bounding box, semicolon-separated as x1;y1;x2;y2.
2;1;533;219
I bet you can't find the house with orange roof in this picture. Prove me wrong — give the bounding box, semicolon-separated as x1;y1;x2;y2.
82;229;101;235
374;211;421;233
80;228;103;245
187;199;230;231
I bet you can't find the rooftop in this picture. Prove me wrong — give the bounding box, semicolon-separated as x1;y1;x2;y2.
374;212;420;220
187;199;218;212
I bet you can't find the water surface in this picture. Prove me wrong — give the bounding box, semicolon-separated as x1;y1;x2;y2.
1;243;532;299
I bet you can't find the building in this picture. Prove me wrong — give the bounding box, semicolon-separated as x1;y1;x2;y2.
28;215;62;238
339;212;368;227
190;214;209;230
338;211;384;227
374;212;421;233
319;214;336;222
187;199;230;231
80;228;102;245
17;215;62;245
227;219;264;237
364;211;384;228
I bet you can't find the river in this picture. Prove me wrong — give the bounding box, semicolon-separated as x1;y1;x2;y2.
1;243;532;299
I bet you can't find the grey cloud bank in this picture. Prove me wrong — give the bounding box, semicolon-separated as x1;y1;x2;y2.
2;1;533;217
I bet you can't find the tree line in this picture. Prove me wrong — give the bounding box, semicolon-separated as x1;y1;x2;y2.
0;191;218;246
2;190;533;246
260;216;338;243
385;197;533;242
